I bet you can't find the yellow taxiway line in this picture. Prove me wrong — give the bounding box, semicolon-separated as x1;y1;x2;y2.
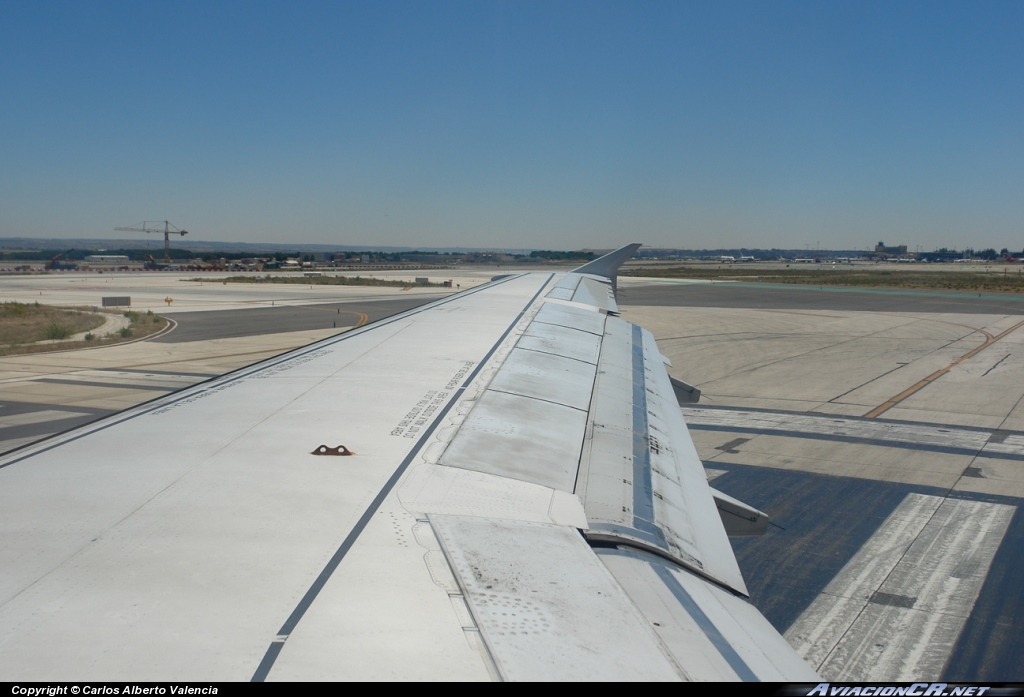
864;318;1024;418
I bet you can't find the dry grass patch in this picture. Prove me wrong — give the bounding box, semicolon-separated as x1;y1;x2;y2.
0;302;104;345
0;304;168;356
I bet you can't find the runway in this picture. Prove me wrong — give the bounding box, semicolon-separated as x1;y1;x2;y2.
1;273;1021;680
619;278;1024;314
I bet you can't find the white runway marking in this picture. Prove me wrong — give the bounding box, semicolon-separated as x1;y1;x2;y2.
785;493;1014;680
684;407;1024;459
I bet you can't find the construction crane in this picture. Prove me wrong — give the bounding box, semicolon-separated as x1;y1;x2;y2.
46;250;78;271
114;220;188;263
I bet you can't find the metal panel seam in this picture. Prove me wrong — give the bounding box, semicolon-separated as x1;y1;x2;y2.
484;388;589;413
512;345;599;367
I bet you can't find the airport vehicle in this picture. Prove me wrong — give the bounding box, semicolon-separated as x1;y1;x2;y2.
0;245;817;681
45;251;78;270
144;253;168;269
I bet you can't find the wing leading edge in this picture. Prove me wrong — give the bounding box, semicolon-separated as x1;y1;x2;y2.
0;245;817;681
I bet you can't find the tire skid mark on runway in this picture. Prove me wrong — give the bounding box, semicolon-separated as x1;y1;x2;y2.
710;465;924;632
943;505;1024;680
784;493;1014;680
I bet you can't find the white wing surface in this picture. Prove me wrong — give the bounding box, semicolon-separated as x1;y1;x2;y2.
0;245;818;681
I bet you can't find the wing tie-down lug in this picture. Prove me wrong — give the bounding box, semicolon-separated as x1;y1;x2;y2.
312;444;355;456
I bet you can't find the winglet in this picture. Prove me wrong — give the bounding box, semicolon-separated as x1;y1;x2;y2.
570;243;641;286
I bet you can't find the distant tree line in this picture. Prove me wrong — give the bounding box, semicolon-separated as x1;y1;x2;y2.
963;248;1001;260
528;251;597;261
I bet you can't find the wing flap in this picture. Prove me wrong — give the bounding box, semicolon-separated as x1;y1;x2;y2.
430;515;683;682
597;548;820;681
576;317;748;595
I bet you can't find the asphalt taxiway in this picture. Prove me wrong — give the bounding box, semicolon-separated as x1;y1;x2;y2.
154;296;434;343
1;271;1021;681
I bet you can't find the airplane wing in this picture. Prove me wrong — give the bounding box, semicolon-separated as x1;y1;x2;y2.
0;244;818;682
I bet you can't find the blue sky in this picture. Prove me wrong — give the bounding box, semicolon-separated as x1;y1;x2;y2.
2;1;1022;251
